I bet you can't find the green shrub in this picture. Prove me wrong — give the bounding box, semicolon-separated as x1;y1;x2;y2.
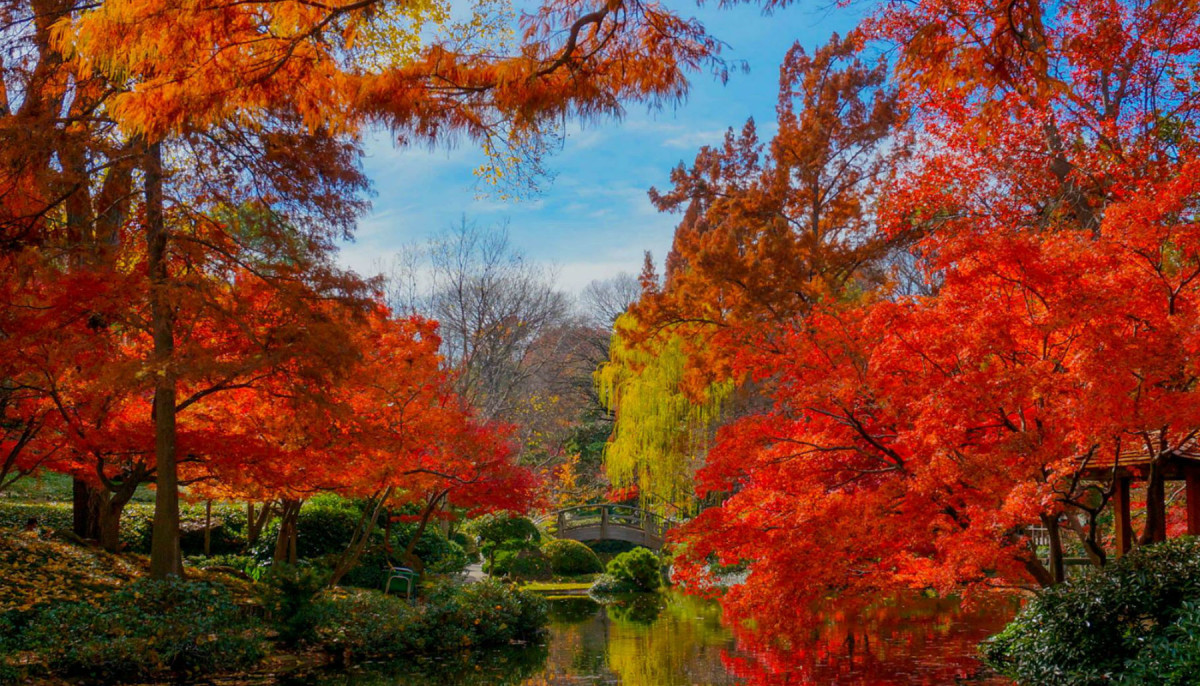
603;547;661;592
468;513;541;547
23;578;263;683
449;529;476;555
190;553;266;579
315;580;546;660
393;523;471;574
1118;601;1200;685
0;611;24;682
256;563;331;645
982;537;1200;686
469;514;541;566
341;525;470;589
423;579;548;647
490;548;551;580
296;499;363;559
543;539;603;576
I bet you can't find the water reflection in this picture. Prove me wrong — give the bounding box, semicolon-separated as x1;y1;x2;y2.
302;592;1017;685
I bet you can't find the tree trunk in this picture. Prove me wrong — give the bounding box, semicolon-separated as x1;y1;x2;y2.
1141;467;1168;545
96;480;141;553
72;478;100;540
145;140;182;579
97;499;125;552
1041;513;1065;584
1065;510;1106;568
398;491;449;578
1023;556;1055;588
273;499;302;565
246;502;273;548
328;488;393;587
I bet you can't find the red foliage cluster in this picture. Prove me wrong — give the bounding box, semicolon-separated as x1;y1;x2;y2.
612;0;1200;651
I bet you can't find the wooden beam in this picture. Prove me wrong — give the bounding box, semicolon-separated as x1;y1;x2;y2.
1115;477;1132;557
1188;466;1200;536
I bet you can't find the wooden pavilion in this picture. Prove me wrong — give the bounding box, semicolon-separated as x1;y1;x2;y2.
1077;435;1200;557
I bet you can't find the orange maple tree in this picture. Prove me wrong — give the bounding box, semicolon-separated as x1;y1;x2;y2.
16;0;732;578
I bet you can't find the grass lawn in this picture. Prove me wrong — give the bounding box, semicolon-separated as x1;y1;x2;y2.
2;472;156;504
519;581;594;593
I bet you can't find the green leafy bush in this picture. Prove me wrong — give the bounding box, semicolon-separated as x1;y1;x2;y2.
0;611;24;682
601;547;662;593
296;499;363;558
23;578;263;683
255;563;332;645
982;537;1200;686
1118;601;1200;685
469;514;541;565
394;523;471;574
543;539;603;575
490;548;551;580
315;580;547;660
190;553;266;579
341;525;470;588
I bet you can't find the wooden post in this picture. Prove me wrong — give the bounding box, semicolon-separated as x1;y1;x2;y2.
600;506;609;540
1188;466;1200;536
1115;476;1133;557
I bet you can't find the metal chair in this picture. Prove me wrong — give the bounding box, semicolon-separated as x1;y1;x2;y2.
384;565;417;600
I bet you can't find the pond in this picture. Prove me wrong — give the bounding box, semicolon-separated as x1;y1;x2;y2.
293;591;1019;685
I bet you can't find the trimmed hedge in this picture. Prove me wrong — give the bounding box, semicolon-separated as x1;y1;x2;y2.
543;539;603;575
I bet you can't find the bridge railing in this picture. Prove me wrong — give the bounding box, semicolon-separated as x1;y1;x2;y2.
546;504;675;538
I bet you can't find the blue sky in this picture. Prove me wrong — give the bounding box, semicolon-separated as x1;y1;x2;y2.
338;2;868;293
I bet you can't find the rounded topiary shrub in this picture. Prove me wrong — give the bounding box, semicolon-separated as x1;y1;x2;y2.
543;539;603;575
981;536;1200;686
491;548;552;580
24;578;263;683
591;547;661;594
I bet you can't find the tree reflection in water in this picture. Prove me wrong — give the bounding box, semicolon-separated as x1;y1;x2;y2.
297;591;1018;685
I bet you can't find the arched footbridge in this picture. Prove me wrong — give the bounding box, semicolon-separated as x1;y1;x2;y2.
541;504;676;550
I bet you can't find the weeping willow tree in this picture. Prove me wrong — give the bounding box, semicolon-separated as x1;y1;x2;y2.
595;314;732;517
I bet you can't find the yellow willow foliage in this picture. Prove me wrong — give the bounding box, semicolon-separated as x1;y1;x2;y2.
595;315;731;516
604;594;733;686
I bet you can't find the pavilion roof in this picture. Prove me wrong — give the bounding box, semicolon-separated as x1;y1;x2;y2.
1078;432;1200;479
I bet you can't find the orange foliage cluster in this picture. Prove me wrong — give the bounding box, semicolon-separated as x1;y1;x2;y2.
1;0;732;572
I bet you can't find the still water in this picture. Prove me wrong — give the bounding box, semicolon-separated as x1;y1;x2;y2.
301;592;1018;686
